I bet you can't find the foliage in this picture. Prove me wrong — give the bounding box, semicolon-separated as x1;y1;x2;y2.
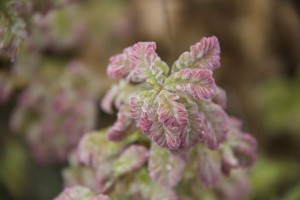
56;36;257;199
10;61;100;163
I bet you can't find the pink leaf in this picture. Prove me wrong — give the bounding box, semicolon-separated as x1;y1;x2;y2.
138;101;185;150
106;105;135;142
221;118;257;174
203;102;229;150
184;101;207;148
220;146;239;175
130;90;157;125
190;36;221;70
157;90;188;150
113;145;149;176
164;68;217;101
217;170;250;200
139;103;167;148
130;42;157;69
157;90;188;127
148;143;186;188
172;36;220;71
229;130;257;167
78;131;119;168
107;47;131;79
107;42;167;83
197;150;220;187
100;84;121;114
126;42;159;82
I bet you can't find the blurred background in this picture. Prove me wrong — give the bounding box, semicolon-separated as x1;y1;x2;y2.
0;0;300;199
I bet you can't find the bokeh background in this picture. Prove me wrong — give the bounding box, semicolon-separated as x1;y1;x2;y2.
0;0;300;199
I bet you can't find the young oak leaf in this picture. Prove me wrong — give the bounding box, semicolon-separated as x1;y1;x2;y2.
202;102;229;150
107;42;167;83
228;131;257;168
197;150;221;187
164;68;217;101
184;101;207;148
157;90;188;127
100;81;125;114
130;81;212;150
113;145;149;176
157;90;188;149
63;166;103;194
172;36;220;72
220;145;239;175
148;143;186;188
107;47;131;79
78;131;120;168
126;42;158;82
130;42;157;69
106;104;136;142
131;168;179;200
220;117;257;174
131;91;186;150
130;90;157;125
139;103;167;148
217;170;251;200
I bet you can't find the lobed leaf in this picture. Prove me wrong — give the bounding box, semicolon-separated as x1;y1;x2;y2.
136;98;183;150
202;102;229;150
78;131;119;168
106;105;136;142
217;170;251;200
157;90;188;150
107;47;131;79
172;36;220;72
63;166;103;194
164;68;217;101
229;130;257;168
148;143;186;188
100;83;123;114
113;145;149;176
107;42;168;84
131;87;210;150
184;101;207;148
129;42;157;69
220;146;239;175
130;90;157;126
197;150;220;187
221;118;257;174
139;103;167;148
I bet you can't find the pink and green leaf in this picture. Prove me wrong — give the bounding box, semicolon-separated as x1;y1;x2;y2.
172;36;220;72
164;68;217;101
106;105;136;142
202;102;229;150
197;150;220;187
148;143;186;188
78;131;119;168
113;145;149;176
